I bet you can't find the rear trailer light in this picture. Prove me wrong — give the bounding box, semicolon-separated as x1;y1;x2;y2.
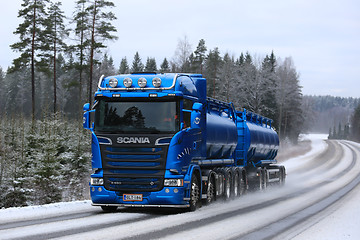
164;179;183;187
91;178;104;186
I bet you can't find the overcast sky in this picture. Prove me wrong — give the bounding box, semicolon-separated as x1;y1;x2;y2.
1;0;359;98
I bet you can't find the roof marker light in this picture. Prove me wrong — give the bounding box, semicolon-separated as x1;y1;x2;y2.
109;78;118;88
152;77;162;88
123;78;132;88
138;78;147;88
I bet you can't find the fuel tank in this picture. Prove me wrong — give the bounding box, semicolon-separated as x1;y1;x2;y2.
206;111;237;159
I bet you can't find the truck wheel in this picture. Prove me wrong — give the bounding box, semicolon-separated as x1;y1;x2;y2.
206;176;216;204
240;173;247;196
189;174;200;211
224;172;232;200
101;206;118;213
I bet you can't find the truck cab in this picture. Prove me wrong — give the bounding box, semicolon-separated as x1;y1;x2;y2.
84;73;207;210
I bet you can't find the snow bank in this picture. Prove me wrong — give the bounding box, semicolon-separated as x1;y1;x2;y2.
0;200;92;224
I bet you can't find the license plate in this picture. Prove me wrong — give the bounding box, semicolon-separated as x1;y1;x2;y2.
123;194;143;201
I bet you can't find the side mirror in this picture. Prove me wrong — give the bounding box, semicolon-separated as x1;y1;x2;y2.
192;102;202;111
191;103;202;129
83;103;90;111
83;103;91;130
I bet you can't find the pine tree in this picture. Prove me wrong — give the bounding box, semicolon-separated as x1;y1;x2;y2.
10;0;50;121
193;39;207;74
131;52;144;72
145;57;157;72
261;51;278;121
87;0;118;105
276;57;303;142
99;54;116;76
72;0;91;109
159;58;170;72
351;104;360;141
0;67;5;116
45;1;68;113
118;57;129;74
205;47;222;98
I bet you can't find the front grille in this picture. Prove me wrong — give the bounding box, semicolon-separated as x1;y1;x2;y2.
100;145;168;192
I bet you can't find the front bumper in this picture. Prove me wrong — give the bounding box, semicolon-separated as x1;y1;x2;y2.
90;185;189;208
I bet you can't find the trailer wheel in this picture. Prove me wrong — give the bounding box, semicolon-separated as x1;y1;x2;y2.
279;166;286;185
255;168;262;190
261;169;268;190
240;173;247;196
206;176;216;204
224;171;232;200
101;206;118;213
233;171;240;198
189;174;200;211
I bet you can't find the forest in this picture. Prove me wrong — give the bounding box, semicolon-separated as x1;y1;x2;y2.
0;0;359;208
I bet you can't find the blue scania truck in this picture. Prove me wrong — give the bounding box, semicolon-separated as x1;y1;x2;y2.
83;73;285;212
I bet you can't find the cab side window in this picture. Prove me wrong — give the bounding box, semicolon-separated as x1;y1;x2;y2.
183;99;193;128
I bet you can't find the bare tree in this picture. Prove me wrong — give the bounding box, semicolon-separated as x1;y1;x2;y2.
172;35;192;72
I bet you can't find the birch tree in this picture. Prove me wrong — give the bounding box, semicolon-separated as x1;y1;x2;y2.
172;35;192;72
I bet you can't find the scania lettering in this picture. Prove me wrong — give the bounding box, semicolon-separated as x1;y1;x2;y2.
83;73;286;212
117;137;150;144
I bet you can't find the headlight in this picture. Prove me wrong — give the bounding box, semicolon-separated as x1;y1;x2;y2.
138;78;147;88
123;77;132;88
91;178;104;186
109;78;118;88
164;179;183;187
152;77;161;87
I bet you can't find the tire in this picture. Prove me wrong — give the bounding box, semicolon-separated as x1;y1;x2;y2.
189;174;200;211
257;168;263;190
240;173;247;196
279;166;286;185
224;171;232;200
261;169;267;190
101;206;118;213
206;176;216;204
233;171;240;198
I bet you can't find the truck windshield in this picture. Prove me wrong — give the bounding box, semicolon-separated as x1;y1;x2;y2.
95;100;180;133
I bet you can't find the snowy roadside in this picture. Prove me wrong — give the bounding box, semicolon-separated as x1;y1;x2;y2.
0;200;93;224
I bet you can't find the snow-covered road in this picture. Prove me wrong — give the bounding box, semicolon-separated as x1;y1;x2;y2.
1;135;360;240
